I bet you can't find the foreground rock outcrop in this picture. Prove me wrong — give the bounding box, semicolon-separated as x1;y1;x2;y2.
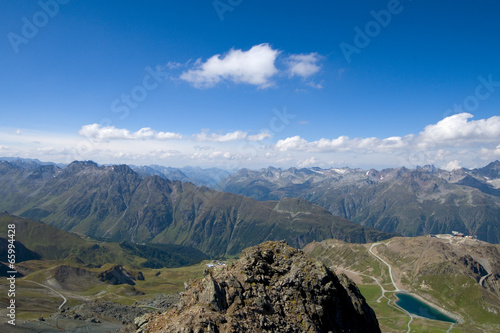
136;241;380;332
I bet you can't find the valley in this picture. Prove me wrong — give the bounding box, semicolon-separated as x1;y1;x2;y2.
0;213;211;332
1;158;500;332
3;1;499;330
304;236;500;332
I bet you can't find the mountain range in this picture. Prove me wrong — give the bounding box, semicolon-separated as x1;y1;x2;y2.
2;157;499;244
219;162;500;243
0;160;391;257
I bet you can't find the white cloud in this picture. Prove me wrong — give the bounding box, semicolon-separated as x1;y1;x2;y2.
180;43;279;88
155;131;184;140
285;53;322;78
2;113;500;170
298;157;319;168
275;136;309;151
275;135;377;153
193;130;248;142
441;160;462;171
79;124;128;140
418;113;500;147
78;124;182;141
247;131;271;141
275;114;500;155
314;136;351;152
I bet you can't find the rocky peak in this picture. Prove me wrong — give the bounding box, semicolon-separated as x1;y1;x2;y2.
98;265;136;285
137;241;380;332
67;160;99;170
61;160;99;177
106;164;137;175
475;160;500;179
27;164;61;180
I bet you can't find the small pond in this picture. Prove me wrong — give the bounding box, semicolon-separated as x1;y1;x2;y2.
395;293;457;323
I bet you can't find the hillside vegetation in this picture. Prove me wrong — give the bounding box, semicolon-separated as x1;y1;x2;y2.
0;161;393;257
304;236;500;332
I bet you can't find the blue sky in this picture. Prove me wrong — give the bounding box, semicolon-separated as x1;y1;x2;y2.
1;0;500;170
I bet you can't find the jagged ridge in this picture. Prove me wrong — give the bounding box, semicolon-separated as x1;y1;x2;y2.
219;162;500;243
0;161;393;257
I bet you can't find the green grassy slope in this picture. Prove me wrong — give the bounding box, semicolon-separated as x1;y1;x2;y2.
304;237;500;332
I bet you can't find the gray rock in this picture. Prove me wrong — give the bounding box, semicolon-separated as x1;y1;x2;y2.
139;241;381;332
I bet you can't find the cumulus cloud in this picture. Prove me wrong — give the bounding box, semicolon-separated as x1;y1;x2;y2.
3;113;499;170
418;113;500;147
285;53;322;78
193;130;248;142
180;43;279;88
313;136;351;152
441;160;462;171
275;136;309;151
275;113;500;155
274;135;409;153
79;124;182;141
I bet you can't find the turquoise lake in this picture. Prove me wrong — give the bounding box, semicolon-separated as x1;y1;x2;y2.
395;293;457;323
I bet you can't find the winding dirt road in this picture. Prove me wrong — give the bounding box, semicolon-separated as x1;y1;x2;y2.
25;280;67;310
369;242;400;292
368;243;414;332
368;242;458;333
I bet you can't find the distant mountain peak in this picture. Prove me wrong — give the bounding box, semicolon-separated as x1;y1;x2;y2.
476;160;500;179
105;164;136;175
416;164;438;172
67;160;99;169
